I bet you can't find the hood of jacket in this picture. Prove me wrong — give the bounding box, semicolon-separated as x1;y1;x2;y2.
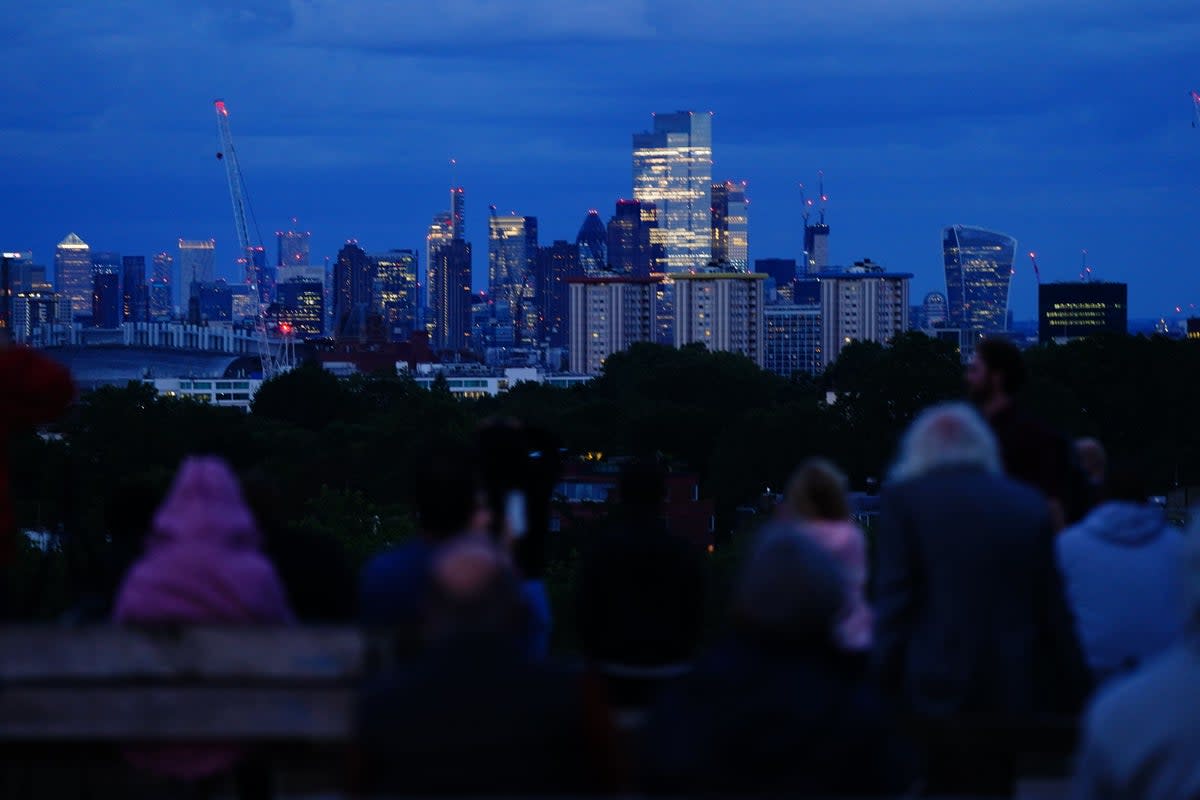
1075;501;1168;547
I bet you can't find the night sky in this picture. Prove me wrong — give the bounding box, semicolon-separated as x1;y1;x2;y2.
4;0;1199;319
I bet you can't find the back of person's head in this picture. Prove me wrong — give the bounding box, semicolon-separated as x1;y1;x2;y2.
415;440;482;541
890;403;1002;483
1076;438;1107;485
423;540;527;644
148;456;260;551
786;459;850;522
1104;465;1149;504
732;524;845;651
975;337;1027;396
618;458;667;514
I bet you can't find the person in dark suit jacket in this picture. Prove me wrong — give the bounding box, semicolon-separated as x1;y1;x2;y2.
873;403;1090;794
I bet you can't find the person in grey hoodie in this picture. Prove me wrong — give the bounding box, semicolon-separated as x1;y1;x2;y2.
1056;466;1187;683
1070;513;1200;800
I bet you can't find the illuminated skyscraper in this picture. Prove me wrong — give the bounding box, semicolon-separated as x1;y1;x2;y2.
55;232;92;316
575;210;608;273
711;180;749;271
178;239;216;309
150;252;173;320
942;225;1017;332
488;213;538;344
333;241;374;339
277;218;311;267
607;199;659;277
632;111;713;272
371;249;419;340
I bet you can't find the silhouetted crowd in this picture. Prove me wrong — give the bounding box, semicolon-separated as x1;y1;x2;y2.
3;335;1199;798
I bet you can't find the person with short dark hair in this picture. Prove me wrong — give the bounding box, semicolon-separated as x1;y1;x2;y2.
1056;465;1186;683
576;458;707;710
785;458;873;651
357;540;618;795
643;526;913;796
358;440;488;637
967;337;1083;528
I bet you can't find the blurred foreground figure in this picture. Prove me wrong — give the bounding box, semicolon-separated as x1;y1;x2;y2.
1057;466;1186;684
359;441;487;644
967;337;1083;527
1071;516;1200;800
0;341;73;572
114;456;293;781
577;459;706;710
786;458;873;651
874;404;1089;794
358;539;617;795
643;526;913;796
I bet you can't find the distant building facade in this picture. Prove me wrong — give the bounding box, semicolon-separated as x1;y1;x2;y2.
121;256;148;323
277;219;311;267
178;239;216;309
333;241;374;339
943;225;1016;332
150;252;173;320
1038;281;1128;344
764;304;823;377
804;223;830;274
536;240;581;349
920;291;948;330
606;199;659;276
489;213;539;345
91;273;121;328
276;265;326;337
433;239;473;352
568;274;660;375
633;111;713;272
820;260;912;364
711;180;749;271
673;271;766;365
55;232;92;317
576;210;608;274
371;249;419;340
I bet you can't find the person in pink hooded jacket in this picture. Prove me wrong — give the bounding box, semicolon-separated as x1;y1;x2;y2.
785;459;873;652
113;455;293;781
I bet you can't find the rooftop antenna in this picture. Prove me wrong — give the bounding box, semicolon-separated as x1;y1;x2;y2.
1081;248;1091;282
818;170;828;225
799;182;812;226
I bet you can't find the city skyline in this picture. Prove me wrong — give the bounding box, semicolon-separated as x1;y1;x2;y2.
3;1;1199;320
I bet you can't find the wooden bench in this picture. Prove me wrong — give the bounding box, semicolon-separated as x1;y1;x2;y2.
0;626;369;799
0;626;1074;799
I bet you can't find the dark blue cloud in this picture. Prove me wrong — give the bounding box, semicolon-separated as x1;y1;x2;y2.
2;0;1198;318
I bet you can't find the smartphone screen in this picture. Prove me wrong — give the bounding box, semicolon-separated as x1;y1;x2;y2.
505;491;528;539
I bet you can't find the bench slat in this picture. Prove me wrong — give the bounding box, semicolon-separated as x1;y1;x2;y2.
0;627;366;682
0;687;354;740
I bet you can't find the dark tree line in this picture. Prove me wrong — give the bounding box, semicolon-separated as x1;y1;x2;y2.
8;332;1199;621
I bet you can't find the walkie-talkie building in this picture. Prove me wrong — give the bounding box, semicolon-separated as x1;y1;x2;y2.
942;225;1016;332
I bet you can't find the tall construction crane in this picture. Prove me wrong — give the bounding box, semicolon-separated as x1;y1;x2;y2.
213;99;293;379
1192;91;1200;127
1027;252;1042;284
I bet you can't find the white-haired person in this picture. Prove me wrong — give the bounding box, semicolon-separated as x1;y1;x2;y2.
873;403;1090;795
1070;516;1200;800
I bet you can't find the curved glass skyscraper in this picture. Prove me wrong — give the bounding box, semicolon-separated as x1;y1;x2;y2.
942;225;1016;332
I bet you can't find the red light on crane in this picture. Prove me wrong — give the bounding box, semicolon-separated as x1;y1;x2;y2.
279;322;293;335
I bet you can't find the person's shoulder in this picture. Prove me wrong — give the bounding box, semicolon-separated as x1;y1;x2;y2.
361;540;429;579
1087;643;1199;732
